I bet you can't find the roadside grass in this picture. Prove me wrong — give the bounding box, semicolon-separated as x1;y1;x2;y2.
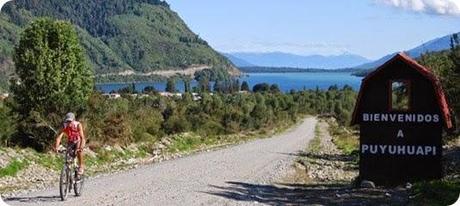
307;123;322;153
168;133;209;153
410;179;460;206
36;153;63;171
167;118;303;154
327;119;359;156
87;146;149;166
166;133;249;154
296;122;322;171
0;159;29;177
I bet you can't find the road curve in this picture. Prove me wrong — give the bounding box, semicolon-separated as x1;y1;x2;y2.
6;117;317;206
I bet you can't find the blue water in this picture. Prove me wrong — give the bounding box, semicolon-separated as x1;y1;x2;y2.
239;72;362;92
95;72;362;93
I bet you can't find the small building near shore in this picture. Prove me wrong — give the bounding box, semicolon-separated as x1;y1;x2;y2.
351;52;452;185
102;93;121;99
159;92;183;98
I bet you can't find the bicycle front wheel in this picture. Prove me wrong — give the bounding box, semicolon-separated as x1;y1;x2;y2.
59;166;69;201
74;171;84;197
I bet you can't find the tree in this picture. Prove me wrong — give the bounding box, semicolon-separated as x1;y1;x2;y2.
143;86;157;94
241;81;250;91
253;83;270;93
213;81;223;93
165;78;176;93
118;83;136;94
270;84;281;93
232;79;240;93
250;93;267;129
0;101;14;146
198;77;210;93
10;18;93;150
449;34;460;128
183;77;191;93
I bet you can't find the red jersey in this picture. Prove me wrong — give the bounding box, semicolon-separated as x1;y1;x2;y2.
63;121;81;142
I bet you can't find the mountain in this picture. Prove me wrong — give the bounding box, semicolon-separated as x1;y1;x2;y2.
226;52;371;69
222;53;254;67
0;0;236;79
356;32;459;69
238;66;360;73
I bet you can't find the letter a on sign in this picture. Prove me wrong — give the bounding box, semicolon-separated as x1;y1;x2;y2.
397;130;404;138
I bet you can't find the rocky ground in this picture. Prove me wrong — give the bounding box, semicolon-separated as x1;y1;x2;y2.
298;121;358;182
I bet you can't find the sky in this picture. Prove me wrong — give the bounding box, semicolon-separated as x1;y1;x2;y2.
167;0;460;60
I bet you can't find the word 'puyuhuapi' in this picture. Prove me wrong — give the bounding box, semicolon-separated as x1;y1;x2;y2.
361;144;437;156
362;113;440;123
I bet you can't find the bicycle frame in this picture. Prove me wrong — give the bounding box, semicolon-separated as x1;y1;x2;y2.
59;143;83;201
64;147;77;190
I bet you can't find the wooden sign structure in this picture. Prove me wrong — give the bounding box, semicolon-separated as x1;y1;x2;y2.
351;52;453;185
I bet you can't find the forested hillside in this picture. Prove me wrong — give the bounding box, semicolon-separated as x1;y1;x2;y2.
0;0;235;90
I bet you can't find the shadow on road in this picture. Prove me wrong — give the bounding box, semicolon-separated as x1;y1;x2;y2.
4;195;61;203
278;152;358;171
279;152;356;162
205;181;408;206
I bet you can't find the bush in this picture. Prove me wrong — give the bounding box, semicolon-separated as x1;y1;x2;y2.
162;115;191;134
102;111;133;145
131;109;163;142
0;101;14;146
411;179;460;206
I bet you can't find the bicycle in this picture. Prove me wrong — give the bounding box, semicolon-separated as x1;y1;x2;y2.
58;142;84;201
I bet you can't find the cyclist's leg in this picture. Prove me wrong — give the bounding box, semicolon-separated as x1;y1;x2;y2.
77;149;84;175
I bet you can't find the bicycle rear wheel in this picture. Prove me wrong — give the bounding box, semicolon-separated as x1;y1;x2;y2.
59;166;70;201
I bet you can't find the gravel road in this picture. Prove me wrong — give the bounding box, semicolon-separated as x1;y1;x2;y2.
5;117;317;206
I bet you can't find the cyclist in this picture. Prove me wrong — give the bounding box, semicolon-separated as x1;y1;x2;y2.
54;112;86;176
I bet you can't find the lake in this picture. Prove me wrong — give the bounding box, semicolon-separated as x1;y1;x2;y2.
95;72;363;93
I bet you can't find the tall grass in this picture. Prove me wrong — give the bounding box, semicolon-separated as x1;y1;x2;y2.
0;159;28;177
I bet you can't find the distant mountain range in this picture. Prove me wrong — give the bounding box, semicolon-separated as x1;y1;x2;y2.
355;32;459;69
224;52;371;69
226;32;459;71
223;54;255;67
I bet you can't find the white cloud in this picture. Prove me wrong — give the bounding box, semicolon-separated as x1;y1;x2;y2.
378;0;460;16
0;0;10;10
